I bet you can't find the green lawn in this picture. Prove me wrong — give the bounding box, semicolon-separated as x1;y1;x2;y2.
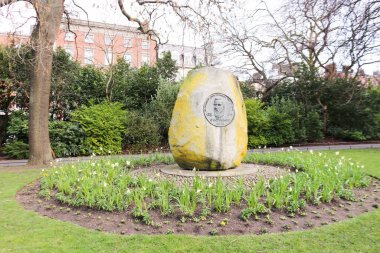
321;148;380;178
0;149;379;253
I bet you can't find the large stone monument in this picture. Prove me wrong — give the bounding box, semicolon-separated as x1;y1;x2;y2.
169;67;248;170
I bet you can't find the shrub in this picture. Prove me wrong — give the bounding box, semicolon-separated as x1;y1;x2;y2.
248;135;267;148
6;110;28;143
245;99;269;148
3;140;29;159
265;107;295;146
146;78;180;141
328;128;367;141
270;98;307;143
304;111;323;141
49;121;89;157
72;102;126;155
123;111;161;151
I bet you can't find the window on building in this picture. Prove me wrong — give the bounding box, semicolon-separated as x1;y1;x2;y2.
84;48;94;64
142;55;150;65
124;53;132;63
85;33;94;43
124;37;132;47
65;32;75;41
105;49;113;65
185;53;192;66
192;55;197;66
64;46;74;59
142;40;149;49
105;35;113;46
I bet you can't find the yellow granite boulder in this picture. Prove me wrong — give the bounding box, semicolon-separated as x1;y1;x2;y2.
169;67;248;170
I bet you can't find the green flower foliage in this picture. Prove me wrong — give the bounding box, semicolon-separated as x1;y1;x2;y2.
39;151;370;217
72;102;126;155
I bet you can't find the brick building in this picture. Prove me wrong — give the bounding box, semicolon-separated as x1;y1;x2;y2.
0;18;157;68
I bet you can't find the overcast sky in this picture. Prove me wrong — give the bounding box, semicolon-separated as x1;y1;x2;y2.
0;0;378;75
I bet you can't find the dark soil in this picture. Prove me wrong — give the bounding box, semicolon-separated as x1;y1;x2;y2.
17;168;380;236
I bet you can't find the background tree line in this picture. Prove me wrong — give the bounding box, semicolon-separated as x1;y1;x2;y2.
1;44;379;159
0;46;180;158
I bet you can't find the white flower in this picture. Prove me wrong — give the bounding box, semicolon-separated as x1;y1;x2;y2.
281;148;284;151
309;150;314;154
295;169;298;173
148;178;153;182
318;152;322;157
108;150;111;154
197;189;202;194
289;187;292;192
115;162;119;167
99;147;103;151
91;163;95;167
103;182;108;187
264;145;267;149
126;161;131;166
41;169;45;172
289;146;293;149
125;188;131;195
208;183;213;188
111;164;115;168
361;165;365;169
55;171;58;174
341;156;345;160
335;151;340;156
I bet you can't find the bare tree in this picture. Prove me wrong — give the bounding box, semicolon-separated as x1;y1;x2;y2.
217;0;379;97
216;1;291;98
272;0;380;77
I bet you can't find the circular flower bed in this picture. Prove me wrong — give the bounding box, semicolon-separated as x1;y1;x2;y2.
18;150;379;235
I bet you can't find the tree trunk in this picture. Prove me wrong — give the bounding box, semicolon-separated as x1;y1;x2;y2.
28;0;64;165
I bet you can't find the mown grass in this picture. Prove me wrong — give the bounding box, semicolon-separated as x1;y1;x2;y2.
321;148;380;178
0;149;379;253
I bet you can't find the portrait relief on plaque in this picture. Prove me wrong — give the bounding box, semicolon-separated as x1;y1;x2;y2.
203;93;235;127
